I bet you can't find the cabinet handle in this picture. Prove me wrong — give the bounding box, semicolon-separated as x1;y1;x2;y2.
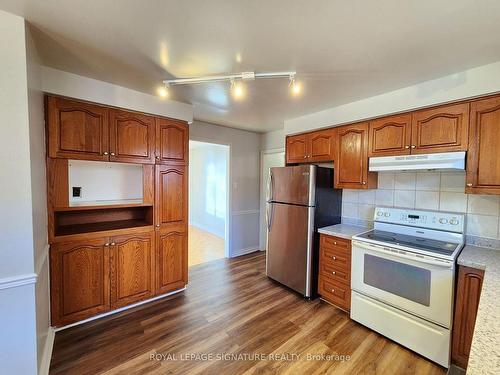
362;181;366;185
103;151;109;155
110;242;116;246
155;156;160;159
410;145;416;149
110;152;115;156
303;156;307;159
331;288;335;293
467;183;473;187
332;256;336;260
156;224;160;228
404;145;410;149
331;271;336;275
104;243;110;246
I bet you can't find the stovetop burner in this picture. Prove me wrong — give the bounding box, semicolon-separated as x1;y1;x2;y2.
356;229;460;256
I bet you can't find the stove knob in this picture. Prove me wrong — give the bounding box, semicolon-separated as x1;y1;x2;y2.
377;211;384;216
384;212;390;217
439;218;448;224
449;219;459;225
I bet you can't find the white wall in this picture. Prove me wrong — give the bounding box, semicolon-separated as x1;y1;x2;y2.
284;61;500;135
0;10;38;374
189;121;261;256
189;142;228;238
260;129;285;151
41;66;193;123
26;24;52;374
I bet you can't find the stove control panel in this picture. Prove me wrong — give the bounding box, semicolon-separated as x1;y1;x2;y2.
373;207;465;233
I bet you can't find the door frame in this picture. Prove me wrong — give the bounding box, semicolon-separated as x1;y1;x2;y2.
259;148;285;251
188;139;231;259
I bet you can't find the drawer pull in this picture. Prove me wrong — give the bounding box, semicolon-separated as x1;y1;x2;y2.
331;288;335;293
333;241;337;245
332;256;336;260
331;271;336;275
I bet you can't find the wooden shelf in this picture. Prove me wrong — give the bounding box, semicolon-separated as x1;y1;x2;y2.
55;202;152;212
56;219;151;236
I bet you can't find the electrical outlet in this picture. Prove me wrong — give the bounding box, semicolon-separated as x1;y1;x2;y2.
72;186;82;198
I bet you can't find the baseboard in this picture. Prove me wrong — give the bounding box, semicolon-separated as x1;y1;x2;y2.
38;327;55;375
231;246;260;257
54;287;186;331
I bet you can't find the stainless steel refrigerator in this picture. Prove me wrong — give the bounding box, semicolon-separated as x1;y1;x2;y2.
266;165;342;298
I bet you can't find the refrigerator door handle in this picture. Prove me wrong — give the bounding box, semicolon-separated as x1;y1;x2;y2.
267;203;274;231
267;170;274;202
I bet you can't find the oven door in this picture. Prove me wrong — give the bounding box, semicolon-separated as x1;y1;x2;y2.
351;240;454;328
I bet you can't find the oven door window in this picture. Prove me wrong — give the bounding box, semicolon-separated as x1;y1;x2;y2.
364;254;431;306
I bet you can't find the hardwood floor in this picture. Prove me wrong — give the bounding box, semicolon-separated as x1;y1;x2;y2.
188;225;225;266
49;252;446;375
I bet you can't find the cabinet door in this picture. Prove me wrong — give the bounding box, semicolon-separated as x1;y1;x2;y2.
109;231;155;308
466;96;500;194
109;109;155;164
368;114;412;156
155;118;189;165
47;96;109;160
411;103;469;153
452;266;484;369
155;165;188;226
334;123;377;189
50;238;110;327
156;225;188;294
286;134;308;164
309;129;336;162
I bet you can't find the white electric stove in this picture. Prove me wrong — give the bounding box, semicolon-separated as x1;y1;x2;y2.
350;207;465;368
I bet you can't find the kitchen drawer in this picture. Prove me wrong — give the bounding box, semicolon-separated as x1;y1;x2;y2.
321;235;350;252
320;260;350;286
320;246;351;272
319;275;351;311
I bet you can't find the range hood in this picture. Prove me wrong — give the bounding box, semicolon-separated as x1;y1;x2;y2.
369;151;466;172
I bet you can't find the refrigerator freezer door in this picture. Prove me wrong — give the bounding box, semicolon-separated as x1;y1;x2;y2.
266;202;314;296
269;165;315;206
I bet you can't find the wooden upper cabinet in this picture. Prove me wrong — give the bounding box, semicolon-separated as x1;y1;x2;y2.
286;134;308;163
109;109;155;164
309;129;336;162
109;231;155;308
155;165;188;226
156;225;188;294
47;96;109;161
50;238;110;327
155;118;189;165
334;122;377;189
411;103;469;153
452;266;484;369
368;114;412;156
466;96;500;194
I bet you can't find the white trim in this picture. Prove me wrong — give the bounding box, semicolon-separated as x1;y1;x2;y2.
231;246;260;258
232;210;260;216
0;273;37;290
38;327;55;375
54;287;186;331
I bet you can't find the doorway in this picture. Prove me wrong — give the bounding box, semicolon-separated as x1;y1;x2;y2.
188;141;230;266
259;149;285;251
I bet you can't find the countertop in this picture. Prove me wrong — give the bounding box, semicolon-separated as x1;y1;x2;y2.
317;224;369;240
457;246;500;375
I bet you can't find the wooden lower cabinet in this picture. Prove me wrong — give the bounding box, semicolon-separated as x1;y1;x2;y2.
110;232;155;309
318;234;352;311
156;225;188;294
50;228;186;327
451;266;484;369
50;238;110;327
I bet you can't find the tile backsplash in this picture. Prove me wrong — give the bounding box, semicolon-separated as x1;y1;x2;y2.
341;171;500;241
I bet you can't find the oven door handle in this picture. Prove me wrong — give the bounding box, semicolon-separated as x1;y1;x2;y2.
352;240;454;269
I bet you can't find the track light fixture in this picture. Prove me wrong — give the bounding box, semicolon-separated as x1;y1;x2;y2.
162;71;301;98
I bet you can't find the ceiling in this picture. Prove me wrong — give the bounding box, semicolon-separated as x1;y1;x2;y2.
2;0;500;132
